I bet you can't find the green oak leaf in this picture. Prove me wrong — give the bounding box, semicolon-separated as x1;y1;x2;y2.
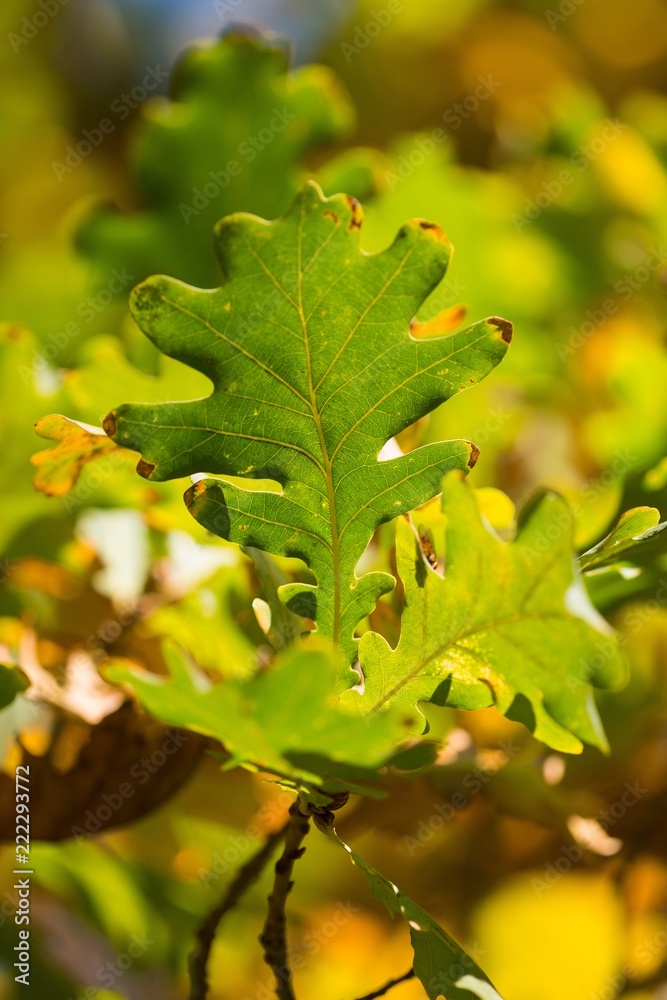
105;642;419;789
580;506;667;572
317;823;503;1000
103;182;511;664
345;473;626;753
76;29;356;291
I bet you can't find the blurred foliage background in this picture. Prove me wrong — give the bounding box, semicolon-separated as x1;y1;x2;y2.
1;0;667;998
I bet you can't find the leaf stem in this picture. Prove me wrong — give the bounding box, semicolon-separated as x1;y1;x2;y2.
259;797;311;1000
352;968;416;1000
188;820;290;1000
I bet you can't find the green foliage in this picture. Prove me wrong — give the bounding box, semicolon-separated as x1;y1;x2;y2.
104;182;511;663
320;823;503;1000
0;663;29;709
580;505;667;572
76;30;358;291
346;474;626;753
106;641;416;792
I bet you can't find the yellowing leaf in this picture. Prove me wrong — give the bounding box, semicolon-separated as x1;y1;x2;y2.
31;414;125;497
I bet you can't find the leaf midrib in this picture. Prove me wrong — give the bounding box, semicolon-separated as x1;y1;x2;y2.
296;199;342;646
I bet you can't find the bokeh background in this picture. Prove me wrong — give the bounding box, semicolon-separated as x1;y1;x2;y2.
1;1;667;998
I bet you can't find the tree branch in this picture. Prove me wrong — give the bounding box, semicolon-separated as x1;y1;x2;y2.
259;797;311;1000
352;969;416;1000
188;820;290;1000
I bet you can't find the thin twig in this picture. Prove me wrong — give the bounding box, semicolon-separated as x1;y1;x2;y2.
259;798;311;1000
188;821;290;1000
352;968;416;1000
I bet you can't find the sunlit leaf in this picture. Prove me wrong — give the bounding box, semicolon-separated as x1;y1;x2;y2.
346;473;626;753
104;182;510;664
580;506;667;572
105;642;418;789
318;822;503;1000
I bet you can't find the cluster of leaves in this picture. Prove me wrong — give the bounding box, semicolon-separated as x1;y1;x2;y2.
31;171;636;994
4;16;667;1000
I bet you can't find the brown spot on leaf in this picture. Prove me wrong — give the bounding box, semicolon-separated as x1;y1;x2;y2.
102;411;117;438
184;481;206;508
489;316;513;344
414;219;449;244
418;528;438;569
346;196;363;230
468;443;480;469
183;483;196;508
323;210;339;224
136;459;156;480
131;280;163;315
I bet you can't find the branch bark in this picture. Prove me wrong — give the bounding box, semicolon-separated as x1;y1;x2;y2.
259;798;311;1000
188;821;290;1000
352;969;416;1000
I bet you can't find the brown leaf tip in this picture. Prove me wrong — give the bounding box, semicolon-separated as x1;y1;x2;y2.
346;196;363;230
184;481;206;508
468;443;480;469
136;459;156;480
415;219;448;244
489;317;513;344
102;411;117;438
